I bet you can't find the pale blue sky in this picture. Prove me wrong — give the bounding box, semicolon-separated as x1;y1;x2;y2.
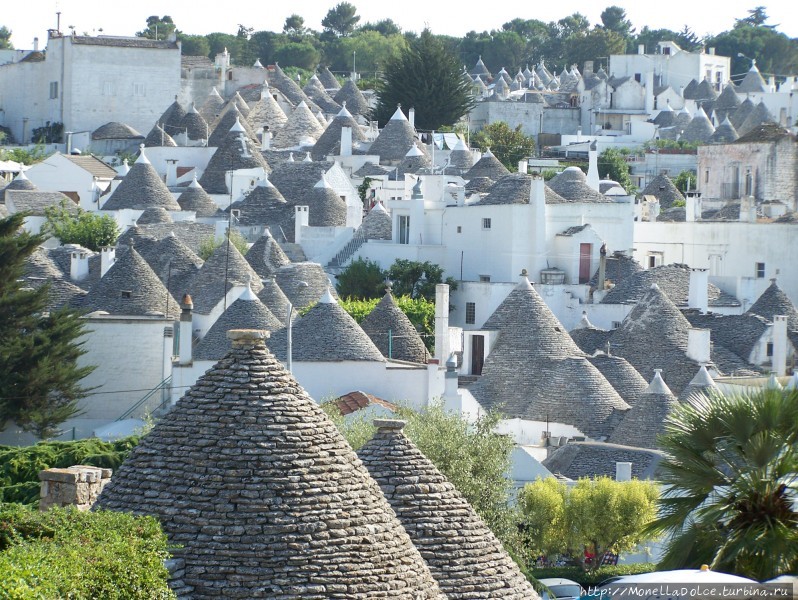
5;0;795;50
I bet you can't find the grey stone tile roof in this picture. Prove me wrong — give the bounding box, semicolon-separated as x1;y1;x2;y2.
736;65;769;93
652;108;678;127
657;207;686;222
463;150;509;180
194;291;284;361
268;63;320;113
470;276;629;439
95;331;442;599
464;176;494;193
267;291;385;362
358;421;537;599
748;279;798;350
186;242;264;314
136;232;204;301
199;125;272;194
601;264;740;308
137;207;173;225
449;145;474;172
542;441;665;480
311;107;367;160
714;84;741;116
368;108;429;163
268;161;333;206
588;353;649;408
256;276;295;326
91;121;143;140
359;203;392;240
5;190;76;216
207;107;258;149
143;123;177;147
569;326;612;355
681;109;715;143
678;365;718;402
157;99;187;133
710;117;739;143
354;162;390;177
685;311;768;365
246;85;288;133
197;87;226;124
589;252;643;289
272;101;326;149
303;75;341;114
306;179;348;227
275;262;336;309
80;246;179;318
318;66;341;90
736;121;792;144
682;79;700;99
360;292;428;363
23;249;87;311
729;98;755;130
245;230;291;278
694;80;718;101
176;178;218;218
640;174;684;210
102;153;181;211
117;222;215;256
548;167;613;203
470;56;491;79
608;372;678;449
2;172;37;201
45;245;101;290
332;79;369;116
178;105;210;142
605;283;700;396
63;155;118;179
72;35;177;49
225;180;294;230
475;174;569;206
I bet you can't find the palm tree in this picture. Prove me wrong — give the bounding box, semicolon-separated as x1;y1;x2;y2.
648;387;798;579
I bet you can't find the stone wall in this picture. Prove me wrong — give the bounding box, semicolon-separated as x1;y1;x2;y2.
39;465;112;511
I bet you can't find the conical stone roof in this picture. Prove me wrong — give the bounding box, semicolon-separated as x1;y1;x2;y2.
311;105;366;160
102;150;181;211
730;98;755;130
640;174;684;210
588;353;649;408
144;123;177;147
303;74;341;114
369;106;429;163
464;149;510;180
275;262;337;310
318;66;341;90
307;177;347;227
333;79;369;116
469;274;629;439
92;122;143;140
245;229;291;278
358;202;392;240
177;176;219;218
178;103;210;142
198;87;226;124
747;279;798;351
358;420;538;599
714;84;741;120
157;98;187;132
81;246;179;318
736;63;769;93
470;56;491;79
225;178;293;229
137;232;203;301
194;288;283;361
95;329;443;599
2;171;37;201
268;290;384;362
609;371;679;449
548;167;612;203
272;101;326;149
737;101;776;137
207;107;258;148
679;365;717;402
186;242;264;314
681;108;715;143
361;291;428;363
448;137;474;171
268;63;320;113
710;117;739;143
137;206;173;225
257;275;295;325
199;121;271;194
246;83;288;133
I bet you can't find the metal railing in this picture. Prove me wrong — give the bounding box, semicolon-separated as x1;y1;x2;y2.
115;376;172;422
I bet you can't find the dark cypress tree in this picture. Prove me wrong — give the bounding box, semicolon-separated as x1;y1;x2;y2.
372;29;475;130
0;214;94;439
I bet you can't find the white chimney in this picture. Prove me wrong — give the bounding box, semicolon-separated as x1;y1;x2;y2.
294;205;309;244
165;159;178;187
408;107;415;128
530;176;547;277
214;219;228;243
685;192;702;222
179;294;193;365
434;284;450;363
708;47;715;55
638;44;645;55
340;126;352;157
586;144;600;191
687;328;711;365
261;126;271;150
33;37;39;52
645;71;655;114
688;268;709;313
517;159;527;174
616;462;632;481
100;246;115;277
442;354;463;413
772;315;788;377
69;247;90;282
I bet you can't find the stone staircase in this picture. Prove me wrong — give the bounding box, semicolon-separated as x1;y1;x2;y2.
328;230;367;269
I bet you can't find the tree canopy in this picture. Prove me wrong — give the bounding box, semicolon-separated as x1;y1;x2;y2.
137;15;176;40
0;26;12;50
598;148;636;194
385;259;458;302
0;214;94;439
43;201;119;252
372;29;475;130
322;2;360;37
472;121;536;170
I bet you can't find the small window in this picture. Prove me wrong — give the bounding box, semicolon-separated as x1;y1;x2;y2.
482;218;491;230
465;302;476;325
479;275;490;283
231;209;241;218
612;321;622;329
756;262;766;278
133;83;145;97
49;81;58;99
704;169;710;184
634;73;641;83
272;94;278;101
121;290;132;299
456;226;462;233
663;46;671;55
766;342;774;357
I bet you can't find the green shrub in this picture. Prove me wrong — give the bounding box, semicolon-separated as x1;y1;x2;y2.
528;563;656;586
339;296;435;351
0;505;174;598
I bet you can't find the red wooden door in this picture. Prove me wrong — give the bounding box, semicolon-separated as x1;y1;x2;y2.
579;243;592;284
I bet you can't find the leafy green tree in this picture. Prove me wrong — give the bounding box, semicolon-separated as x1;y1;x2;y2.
324;30;406;73
386;259;458;302
137;15;176;40
274;41;320;69
322;2;360;38
0;26;13;50
0;214;94;439
0;145;49;166
634;26;702;54
361;19;402;37
738;6;775;28
335;257;386;299
373;29;475;130
673;170;697;194
178;34;211;57
520;476;659;570
598;148;636;193
325;402;517;544
472;122;536;171
648;389;798;579
600;6;635;39
283;14;306;37
563;27;627;71
197;230;248;261
43;201;119;251
339;295;436;351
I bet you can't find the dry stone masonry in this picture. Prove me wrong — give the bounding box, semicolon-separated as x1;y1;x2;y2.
39;465;112;511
